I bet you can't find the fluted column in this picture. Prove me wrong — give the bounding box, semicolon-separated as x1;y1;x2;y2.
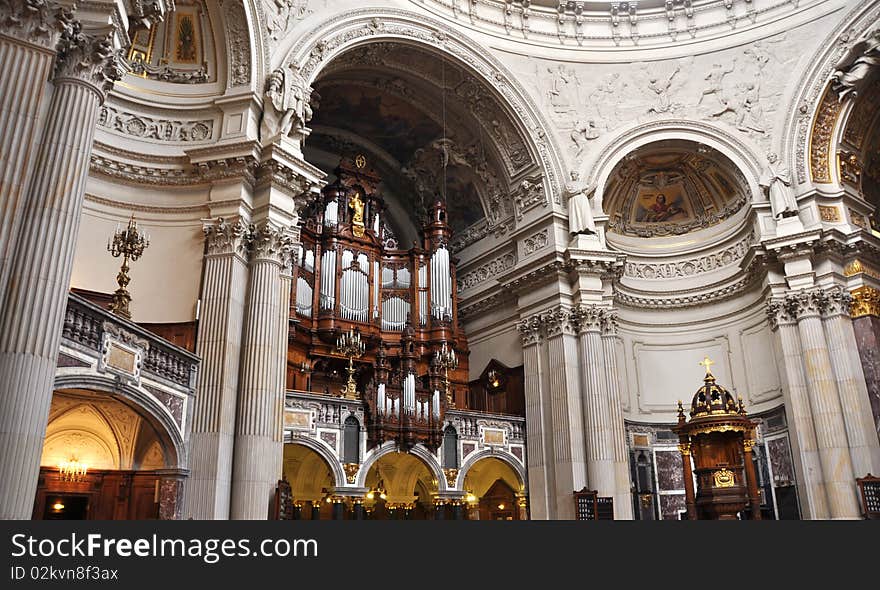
822;287;880;478
576;307;615;502
0;1;73;307
185;218;249;519
793;289;860;519
0;23;123;519
599;311;634;519
767;298;829;519
517;317;552;519
545;308;587;519
230;222;294;519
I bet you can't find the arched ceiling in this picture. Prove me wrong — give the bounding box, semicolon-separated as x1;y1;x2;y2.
305;41;529;240
604;140;749;240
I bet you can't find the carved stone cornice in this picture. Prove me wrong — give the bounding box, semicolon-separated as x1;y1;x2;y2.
53;22;126;101
255;159;322;213
501;259;567;295
193;155;259;186
248;221;295;266
851;286;880;318
0;0;74;50
203;217;249;258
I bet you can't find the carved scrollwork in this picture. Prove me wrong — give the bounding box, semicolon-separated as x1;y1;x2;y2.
248;221;296;265
0;0;74;49
203;217;249;257
53;21;127;101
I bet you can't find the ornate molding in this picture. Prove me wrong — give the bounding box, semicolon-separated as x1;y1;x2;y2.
224;0;251;88
851;286;880;318
543;307;576;338
516;314;544;346
457;251;516;293
53;21;126;101
767;286;854;327
98;105;213;142
0;0;74;50
809;86;843;184
521;229;549;256
203;217;249;257
512;175;548;219
623;234;751;280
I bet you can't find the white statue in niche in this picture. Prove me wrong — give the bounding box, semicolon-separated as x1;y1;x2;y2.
759;153;798;220
260;66;312;142
564;171;597;236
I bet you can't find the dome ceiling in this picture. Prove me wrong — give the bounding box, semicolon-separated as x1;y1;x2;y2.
604;141;748;239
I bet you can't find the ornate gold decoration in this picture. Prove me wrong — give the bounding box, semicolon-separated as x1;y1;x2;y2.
687;423;749;437
349;190;365;238
699;356;715;376
107;216;150;319
678;442;692;456
838;150;862;186
743;439;756;452
59;459;88;482
335;327;365;399
844;259;880;279
355;154;367;169
851;286;880;318
343;462;359;484
810;86;843;183
713;468;736;488
819;205;841;222
443;467;459;488
435;341;459;408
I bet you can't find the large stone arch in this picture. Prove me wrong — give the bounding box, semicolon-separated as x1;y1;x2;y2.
456;448;526;493
781;1;880;187
283;436;347;489
279;8;565;217
356;441;447;492
53;375;187;471
588;120;764;216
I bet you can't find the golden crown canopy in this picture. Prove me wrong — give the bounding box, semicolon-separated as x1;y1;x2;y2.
678;357;746;421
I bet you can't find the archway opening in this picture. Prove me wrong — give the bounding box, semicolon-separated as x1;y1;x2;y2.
363;451;438;520
282;443;336;520
304;40;525;254
36;389;182;520
462;456;524;520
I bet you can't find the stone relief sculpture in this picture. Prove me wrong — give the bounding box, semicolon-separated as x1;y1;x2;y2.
260;66;312;142
759;153;798;220
832;28;880;101
570;119;599;154
698;60;735;110
645;64;682;114
564;171;597;235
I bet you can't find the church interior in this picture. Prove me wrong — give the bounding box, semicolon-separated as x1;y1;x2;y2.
1;0;880;521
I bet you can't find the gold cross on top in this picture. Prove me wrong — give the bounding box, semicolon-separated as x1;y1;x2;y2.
699;356;715;376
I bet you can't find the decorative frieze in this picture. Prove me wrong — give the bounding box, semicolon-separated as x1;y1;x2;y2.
456;251;516;292
513;176;547;219
98;105;213;142
522;229;549;256
224;0;251;87
623;235;750;280
809;87;843;184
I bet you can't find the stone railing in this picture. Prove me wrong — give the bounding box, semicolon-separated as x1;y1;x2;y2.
446;408;526;443
285;389;356;426
62;293;199;390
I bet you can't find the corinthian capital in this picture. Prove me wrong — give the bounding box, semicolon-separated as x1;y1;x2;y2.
0;0;74;49
203;217;248;257
572;305;604;334
822;285;852;318
543;307;576;337
517;315;543;346
248;221;295;265
53;22;126;101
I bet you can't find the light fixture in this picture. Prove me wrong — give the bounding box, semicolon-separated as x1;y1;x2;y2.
497;503;505;510
465;491;477;504
52;500;65;512
59;459;88;482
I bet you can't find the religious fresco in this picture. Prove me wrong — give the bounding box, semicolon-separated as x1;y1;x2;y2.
311;84;442;164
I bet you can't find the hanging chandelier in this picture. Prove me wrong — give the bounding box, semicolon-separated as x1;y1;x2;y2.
59;459;88;482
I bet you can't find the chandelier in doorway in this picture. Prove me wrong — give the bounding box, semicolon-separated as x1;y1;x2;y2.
59;458;88;482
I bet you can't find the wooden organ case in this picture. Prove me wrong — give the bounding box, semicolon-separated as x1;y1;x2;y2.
288;156;469;452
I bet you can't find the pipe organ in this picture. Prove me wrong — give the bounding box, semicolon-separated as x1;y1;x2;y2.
289;156;468;451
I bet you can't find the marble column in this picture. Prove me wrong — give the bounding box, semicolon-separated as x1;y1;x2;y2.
794;289;860;519
576;307;614;501
230;221;294;519
0;23;123;519
599;311;634;519
0;1;72;308
767;298;829;519
517;317;552;519
545;307;587;520
185;217;249;519
850;287;880;435
822;287;880;479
